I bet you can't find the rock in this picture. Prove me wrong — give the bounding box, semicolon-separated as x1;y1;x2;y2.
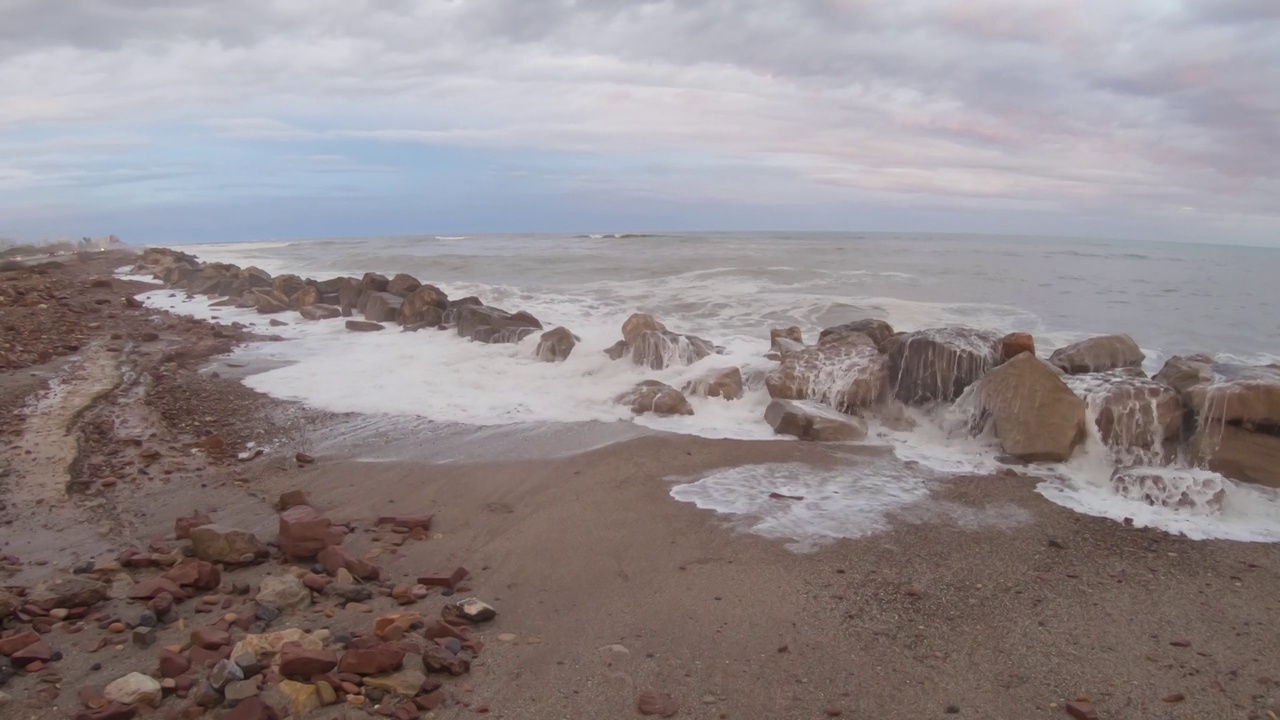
535;326;577;362
769;326;803;351
9;638;52;666
621;329;716;370
819;319;895;347
295;452;315;465
440;295;484;326
210;658;245;689
376;514;433;531
279;643;338;680
967;353;1087;462
104;672;162;707
622;313;667;343
1050;334;1145;374
253;289;291;314
386;273;422;297
765;399;868;442
278;680;321;717
637;690;679;717
192;628;232;650
314;680;337;706
329;583;373;602
290;285;321;310
190;525;261;564
0;630;39;656
164;560;222;590
360;272;389;293
450;598;496;623
158;649;190;678
132;626;157;648
175;512;213;540
74;702;138;720
417;567;469;590
616;380;694;416
338;645;405;675
766;332;888;411
1064;372;1183;451
224;697;281;720
884;327;1003;404
149;592;175;617
363;292;404;323
29;576;109;611
272;274;307;298
1192;424;1280;488
231;629;323;666
362;668;426;697
400;284;449;325
456;305;543;344
192;679;223;708
1111;468;1228;511
683;367;743;400
345;320;384;332
224;678;261;705
240;267;273;289
374;612;424;641
299;304;341;321
276;505;344;559
256;574;311;612
0;590;17;620
275;490;311;511
1065;700;1099;720
1157;356;1280;427
422;644;472;675
317;545;381;581
1000;332;1035;361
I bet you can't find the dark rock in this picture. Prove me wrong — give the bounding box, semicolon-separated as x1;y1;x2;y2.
279;643;338;680
338;645;405;675
345;320;385;332
819;318;895;347
637;690;679;717
362;292;404;323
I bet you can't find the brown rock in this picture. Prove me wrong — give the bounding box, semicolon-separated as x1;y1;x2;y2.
1111;468;1227;511
764;399;867;442
189;525;262;565
279;643;339;680
535;326;577;362
637;690;679;717
11;638;53;667
456;305;543;344
766;333;888;411
0;630;41;656
130;578;188;601
0;589;18;620
417;567;469;590
883;327;1003;404
398;285;448;327
622;313;667;344
769;326;803;351
159;649;191;678
164;560;222;591
149;592;176;616
1000;332;1035;360
1065;700;1099;720
338;645;405;675
1065;372;1182;451
253;289;291;314
1050;334;1144;374
192;628;232;650
616;380;694;416
277;505;344;559
223;697;282;720
276;490;311;511
374;612;423;641
29;576;109;611
175;512;214;540
298;303;341;321
1192;413;1280;488
683;366;743;401
295;452;315;465
376;515;433;531
819;319;896;347
968;353;1087;462
290;285;321;310
345;320;385;332
74;702;139;720
363;291;404;323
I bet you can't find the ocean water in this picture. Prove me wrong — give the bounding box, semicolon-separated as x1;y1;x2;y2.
131;232;1280;546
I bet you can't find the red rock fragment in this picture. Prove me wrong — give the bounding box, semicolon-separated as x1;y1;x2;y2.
637;690;679;717
149;592;176;616
164;561;221;590
0;630;41;656
159;649;191;678
417;567;468;591
191;628;231;650
295;453;315;465
422;620;469;642
276;505;344;559
175;512;214;540
276;490;311;511
1162;693;1185;703
1065;700;1099;720
279;642;339;680
223;697;282;720
130;578;189;601
11;638;54;667
1169;639;1191;648
376;515;433;531
318;545;381;581
338;645;405;675
75;702;139;720
415;689;447;711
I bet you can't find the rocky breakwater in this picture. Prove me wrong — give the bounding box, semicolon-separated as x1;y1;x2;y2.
0;489;502;719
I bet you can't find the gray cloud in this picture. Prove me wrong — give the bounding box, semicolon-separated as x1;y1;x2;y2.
0;0;1277;240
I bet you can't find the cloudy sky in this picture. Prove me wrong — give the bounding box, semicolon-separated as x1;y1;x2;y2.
1;0;1278;244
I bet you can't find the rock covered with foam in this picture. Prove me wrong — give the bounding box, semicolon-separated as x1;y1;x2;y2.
884;327;1002;405
1064;371;1183;455
1049;334;1144;374
765;333;887;412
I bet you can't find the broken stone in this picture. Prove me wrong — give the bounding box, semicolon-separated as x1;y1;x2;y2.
131;626;157;648
224;678;261;706
191;628;232;650
279;642;338;680
189;525;262;565
317;545;381;581
276;490;311;511
338;645;405;675
362;668;426;697
1065;700;1099;720
255;574;311;612
158;649;190;678
29;576;109;611
10;639;53;667
104;672;162;707
448;598;496;623
209;658;245;689
223;697;281;720
374;612;423;641
278;680;321;717
164;560;222;591
230;629;323;668
376;515;433;531
276;506;344;560
417;567;468;591
175;512;214;541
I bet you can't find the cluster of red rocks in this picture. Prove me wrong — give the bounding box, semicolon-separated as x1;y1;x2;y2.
0;491;497;720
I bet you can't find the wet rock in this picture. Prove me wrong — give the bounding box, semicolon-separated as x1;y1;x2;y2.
253;289;291;314
256;575;311;612
189;525;262;565
279;643;338;680
175;512;214;540
623;328;717;370
968;353;1087;462
338;645;405;675
240;267;273;289
819;318;895;347
290;285;321;310
457;305;543;344
884;327;1003;404
535;326;577;362
363;292;404;323
345;320;385;332
399;284;449;325
1191;424;1280;489
276;505;344;560
1065;372;1182;451
299;304;341;321
317;545;381;581
683;366;743;401
769;326;803;351
104;672;162;707
1050;334;1144;374
637;690;679;717
767;332;888;411
29;576;109;611
622;313;666;343
363;668;426;697
272;274;307;298
1000;332;1035;361
616;380;694;416
765;399;867;442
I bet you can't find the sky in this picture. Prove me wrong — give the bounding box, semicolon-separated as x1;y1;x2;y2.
1;0;1278;245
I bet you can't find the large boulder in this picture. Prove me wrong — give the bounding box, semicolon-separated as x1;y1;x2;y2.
765;399;867;441
622;330;717;370
535;327;577;362
622;313;666;344
189;525;262;564
29;576;109;611
766;333;887;411
1192;424;1280;488
1155;356;1280;428
337;278;362;317
769;327;803;352
1064;372;1183;451
299;304;342;321
884;327;1003;404
819;319;895;348
360;272;390;293
457;305;543;344
616;380;694;416
253;289;291;315
238;267;273;289
684;367;743;400
363;292;404;323
290;285;321;310
272;274;307;299
1049;334;1145;374
386;273;422;297
442;296;484;326
400;285;449;326
968;353;1087;462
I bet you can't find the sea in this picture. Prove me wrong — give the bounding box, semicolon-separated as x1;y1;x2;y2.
124;232;1280;549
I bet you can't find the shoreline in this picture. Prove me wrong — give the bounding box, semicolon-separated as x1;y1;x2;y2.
1;250;1278;719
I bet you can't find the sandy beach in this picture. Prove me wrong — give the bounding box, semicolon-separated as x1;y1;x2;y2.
1;251;1278;720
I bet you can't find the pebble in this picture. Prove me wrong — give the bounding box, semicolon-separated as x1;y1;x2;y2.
497;634;517;643
107;622;126;634
825;707;844;717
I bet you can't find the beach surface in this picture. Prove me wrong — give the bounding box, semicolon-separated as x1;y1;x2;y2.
0;252;1278;720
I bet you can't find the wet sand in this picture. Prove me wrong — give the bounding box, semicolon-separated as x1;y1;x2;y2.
1;253;1278;720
